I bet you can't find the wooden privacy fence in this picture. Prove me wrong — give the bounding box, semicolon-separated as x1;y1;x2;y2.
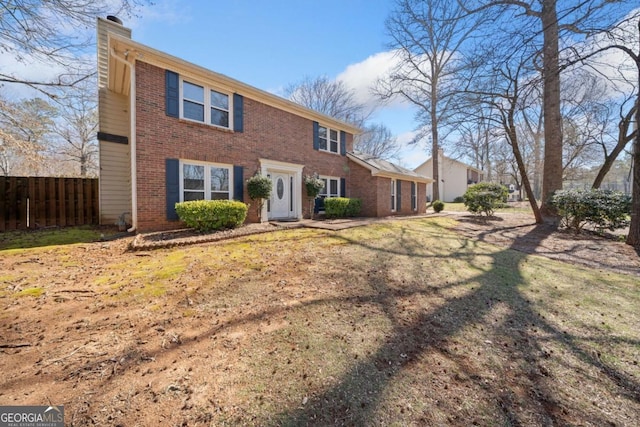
0;177;99;231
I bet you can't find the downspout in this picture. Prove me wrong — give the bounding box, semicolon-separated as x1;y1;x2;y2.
110;47;137;232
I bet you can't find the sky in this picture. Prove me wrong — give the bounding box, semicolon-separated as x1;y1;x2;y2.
125;0;427;168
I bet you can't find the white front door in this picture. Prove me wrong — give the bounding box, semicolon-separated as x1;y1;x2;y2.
270;173;293;219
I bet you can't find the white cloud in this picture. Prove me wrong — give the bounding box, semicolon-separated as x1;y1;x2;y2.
336;50;410;110
0;52;70;99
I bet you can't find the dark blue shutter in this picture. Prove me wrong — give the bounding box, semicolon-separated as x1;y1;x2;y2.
166;158;180;220
233;94;244;132
165;70;179;118
396;180;402;211
313;121;319;150
340;131;346;155
233;165;244;201
314;197;324;213
340;178;346;197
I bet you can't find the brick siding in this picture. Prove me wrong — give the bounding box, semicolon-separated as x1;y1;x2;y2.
134;61;353;231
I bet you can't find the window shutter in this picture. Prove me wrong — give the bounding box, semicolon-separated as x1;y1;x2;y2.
166;158;180;220
340;178;346;197
313;121;319;150
165;70;179;118
396;180;402;211
314;197;324;213
340;131;346;155
233;165;244;201
233;94;244;132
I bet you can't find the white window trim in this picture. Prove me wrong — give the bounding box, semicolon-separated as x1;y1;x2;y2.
318;125;340;154
179;77;233;130
319;175;341;198
179;159;233;202
391;178;397;212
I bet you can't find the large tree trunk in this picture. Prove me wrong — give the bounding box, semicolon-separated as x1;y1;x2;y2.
540;0;563;219
626;95;640;246
431;84;440;202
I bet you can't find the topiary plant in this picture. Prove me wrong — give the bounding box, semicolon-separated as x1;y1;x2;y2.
432;200;444;213
304;174;325;219
246;173;272;221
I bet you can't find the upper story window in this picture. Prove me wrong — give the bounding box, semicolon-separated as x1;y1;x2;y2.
181;161;231;202
181;79;231;129
318;125;339;154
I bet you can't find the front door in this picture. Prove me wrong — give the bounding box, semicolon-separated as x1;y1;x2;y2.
269;173;293;219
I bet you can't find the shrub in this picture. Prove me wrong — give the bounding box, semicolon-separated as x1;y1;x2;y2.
304;174;325;198
453;196;464;203
432;200;445;213
550;188;631;234
246;174;272;219
324;197;362;218
175;200;247;232
463;182;508;216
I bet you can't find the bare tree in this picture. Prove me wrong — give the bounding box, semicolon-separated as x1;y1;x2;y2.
0;0;150;96
285;76;369;126
461;0;638;219
353;123;401;161
52;84;99;177
376;0;486;201
0;95;57;175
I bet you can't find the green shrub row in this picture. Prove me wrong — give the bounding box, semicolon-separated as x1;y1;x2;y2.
550;188;630;233
324;197;362;218
175;200;247;232
463;182;508;216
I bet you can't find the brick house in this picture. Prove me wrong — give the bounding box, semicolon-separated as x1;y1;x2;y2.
97;17;431;231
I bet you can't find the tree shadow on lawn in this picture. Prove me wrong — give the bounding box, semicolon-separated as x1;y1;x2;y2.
276;222;640;426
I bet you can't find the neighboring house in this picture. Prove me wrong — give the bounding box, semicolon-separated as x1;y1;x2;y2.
414;149;484;203
97;17;429;232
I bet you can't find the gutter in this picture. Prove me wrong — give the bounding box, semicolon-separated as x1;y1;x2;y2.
110;47;138;232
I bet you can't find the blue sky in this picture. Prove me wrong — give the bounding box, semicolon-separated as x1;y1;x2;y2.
128;0;427;168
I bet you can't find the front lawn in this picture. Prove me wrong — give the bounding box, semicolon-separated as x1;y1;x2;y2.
0;217;638;426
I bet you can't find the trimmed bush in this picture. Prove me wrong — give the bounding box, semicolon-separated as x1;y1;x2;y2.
324;197;362;218
246;174;272;219
550;188;631;234
463;182;508;216
452;196;464;203
432;200;445;213
175;200;248;232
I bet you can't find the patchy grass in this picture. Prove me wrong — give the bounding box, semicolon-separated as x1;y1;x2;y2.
0;225;121;250
0;218;638;426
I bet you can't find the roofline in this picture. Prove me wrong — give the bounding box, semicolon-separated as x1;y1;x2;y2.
108;33;362;135
347;153;434;183
415;155;484;173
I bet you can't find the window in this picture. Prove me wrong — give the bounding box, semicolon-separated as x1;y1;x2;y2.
181;78;231;129
411;182;417;211
181;161;231;202
320;176;340;199
318;125;339;154
391;179;396;211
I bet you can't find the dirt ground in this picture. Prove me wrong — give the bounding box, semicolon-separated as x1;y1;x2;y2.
0;213;638;426
450;211;640;277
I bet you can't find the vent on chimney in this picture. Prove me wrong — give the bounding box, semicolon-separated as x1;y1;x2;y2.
106;15;123;25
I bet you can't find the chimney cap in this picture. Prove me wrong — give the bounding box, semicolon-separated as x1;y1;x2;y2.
106;15;123;25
